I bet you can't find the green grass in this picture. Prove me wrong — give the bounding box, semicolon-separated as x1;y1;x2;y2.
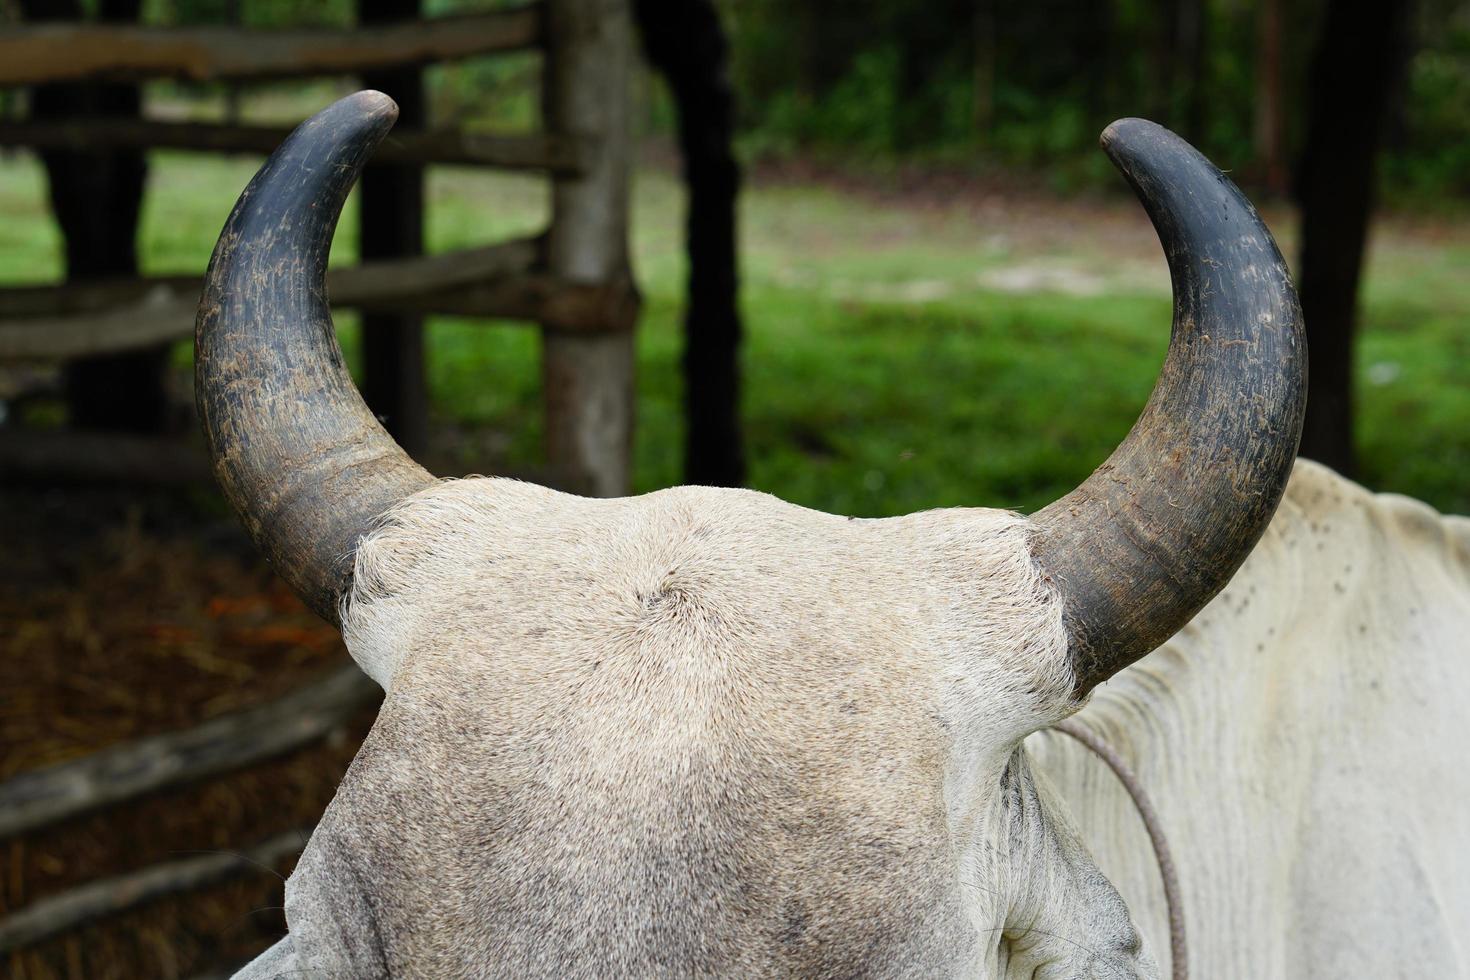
3;149;1469;516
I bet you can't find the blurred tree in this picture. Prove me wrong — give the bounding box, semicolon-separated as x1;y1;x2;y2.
709;0;1470;200
1152;0;1207;139
359;0;429;457
20;0;166;434
1252;0;1288;195
971;0;996;134
635;0;745;487
1295;0;1415;475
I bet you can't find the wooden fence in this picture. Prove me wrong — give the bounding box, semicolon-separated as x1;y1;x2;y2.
0;0;639;496
0;0;636;970
0;665;378;957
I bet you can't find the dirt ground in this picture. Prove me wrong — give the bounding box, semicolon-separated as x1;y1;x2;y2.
0;485;377;979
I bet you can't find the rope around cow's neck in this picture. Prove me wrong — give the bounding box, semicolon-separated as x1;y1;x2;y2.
1051;719;1187;980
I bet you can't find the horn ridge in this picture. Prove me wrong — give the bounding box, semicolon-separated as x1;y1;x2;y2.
1033;117;1307;695
195;91;434;625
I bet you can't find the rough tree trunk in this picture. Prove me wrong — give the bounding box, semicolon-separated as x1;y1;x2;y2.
1253;0;1289;195
633;0;745;487
1173;0;1207;142
21;0;163;433
1294;0;1413;475
971;0;996;135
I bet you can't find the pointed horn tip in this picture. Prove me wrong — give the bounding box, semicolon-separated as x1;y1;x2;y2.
300;90;399;144
1097;117;1183;167
1099;117;1160;146
348;89;399;122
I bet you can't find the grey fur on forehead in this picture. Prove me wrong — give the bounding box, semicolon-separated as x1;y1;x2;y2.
342;477;1074;698
248;478;1155;977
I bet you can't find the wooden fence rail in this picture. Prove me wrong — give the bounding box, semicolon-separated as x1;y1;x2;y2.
0;238;639;361
0;119;590;172
0;237;536;318
0;430;212;484
0;827;311;952
0;664;378;840
0;7;542;85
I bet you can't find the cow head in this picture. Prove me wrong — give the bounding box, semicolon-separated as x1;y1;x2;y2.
199;92;1304;978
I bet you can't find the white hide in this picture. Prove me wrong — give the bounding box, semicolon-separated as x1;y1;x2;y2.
1031;459;1470;977
236;461;1469;978
240;481;1156;978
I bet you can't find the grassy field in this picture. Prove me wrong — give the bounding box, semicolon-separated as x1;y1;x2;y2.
2;146;1469;517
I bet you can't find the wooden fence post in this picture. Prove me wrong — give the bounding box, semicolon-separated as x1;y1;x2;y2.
633;0;744;488
20;0;165;434
542;0;636;497
360;0;429;457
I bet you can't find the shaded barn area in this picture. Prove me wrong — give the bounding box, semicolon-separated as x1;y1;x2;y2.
0;485;375;978
0;3;727;978
0;0;745;967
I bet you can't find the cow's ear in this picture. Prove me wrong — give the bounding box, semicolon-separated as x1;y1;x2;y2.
999;746;1158;975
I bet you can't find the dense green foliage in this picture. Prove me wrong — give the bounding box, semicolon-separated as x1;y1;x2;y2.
720;0;1470;203
1384;19;1470;201
119;0;1470;202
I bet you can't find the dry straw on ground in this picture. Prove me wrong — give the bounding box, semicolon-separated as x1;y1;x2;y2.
1;488;374;979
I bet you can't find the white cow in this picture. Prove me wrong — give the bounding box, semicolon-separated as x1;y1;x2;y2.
1033;459;1470;977
193;92;1467;978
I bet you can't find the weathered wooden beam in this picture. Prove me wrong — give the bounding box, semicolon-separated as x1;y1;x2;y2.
0;6;542;85
338;236;541;304
0;827;311;952
0;284;200;360
0;428;210;484
0;238;637;361
0;274;202;319
0;237;540;320
0;664;378;838
0;119;589;172
369;271;639;330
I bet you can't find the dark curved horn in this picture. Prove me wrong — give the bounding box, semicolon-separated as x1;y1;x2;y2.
1033;118;1307;696
195;91;434;625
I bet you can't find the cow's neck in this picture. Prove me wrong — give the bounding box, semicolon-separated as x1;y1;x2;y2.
1027;473;1318;975
1031;459;1470;977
